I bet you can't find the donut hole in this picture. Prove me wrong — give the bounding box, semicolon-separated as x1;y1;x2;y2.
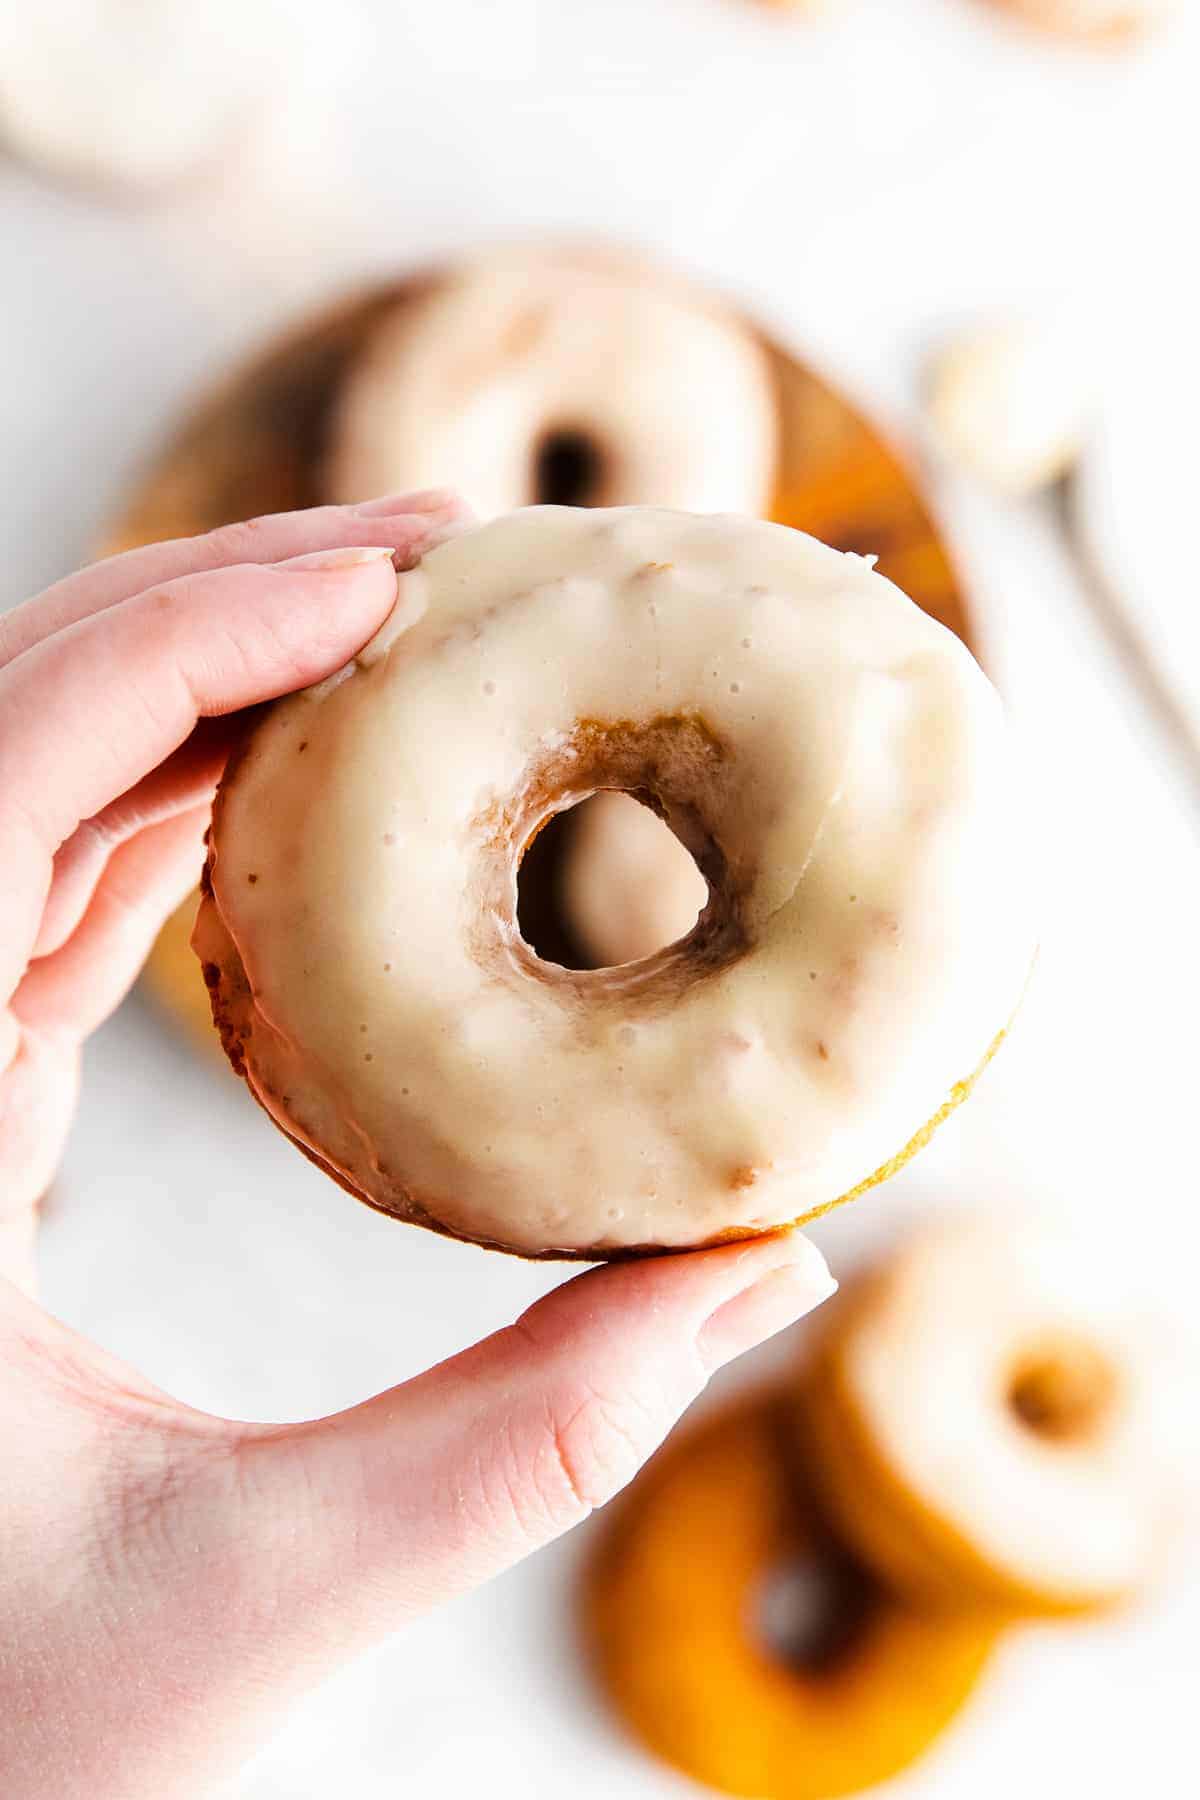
754;1551;876;1676
492;715;744;989
517;792;707;971
1006;1336;1120;1444
532;427;607;507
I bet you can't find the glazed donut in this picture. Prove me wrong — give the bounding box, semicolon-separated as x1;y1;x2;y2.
325;250;777;520
990;0;1175;39
195;506;1033;1259
585;1397;999;1799
798;1215;1193;1616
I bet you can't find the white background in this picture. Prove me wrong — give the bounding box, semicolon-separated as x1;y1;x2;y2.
2;1;1199;1795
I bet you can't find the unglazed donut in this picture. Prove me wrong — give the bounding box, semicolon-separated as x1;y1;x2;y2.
196;506;1033;1259
325;250;776;520
798;1215;1193;1616
585;1397;999;1799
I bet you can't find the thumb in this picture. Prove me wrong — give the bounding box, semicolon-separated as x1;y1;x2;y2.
236;1230;836;1659
0;1230;835;1800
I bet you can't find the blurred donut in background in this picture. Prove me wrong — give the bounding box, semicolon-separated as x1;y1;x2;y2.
141;894;211;1048
927;316;1091;497
559;790;708;972
103;251;972;644
325;249;777;519
0;0;282;193
754;1;840;14
585;1396;999;1800
988;0;1176;40
101;249;972;1040
797;1214;1194;1616
586;1213;1195;1795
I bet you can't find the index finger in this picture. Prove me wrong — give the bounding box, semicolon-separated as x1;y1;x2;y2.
0;490;465;672
0;547;403;1008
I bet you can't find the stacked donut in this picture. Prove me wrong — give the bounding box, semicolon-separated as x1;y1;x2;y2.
586;1213;1191;1797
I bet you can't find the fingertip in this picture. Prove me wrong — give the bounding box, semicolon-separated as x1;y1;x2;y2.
524;1228;835;1366
696;1251;838;1374
276;545;398;572
254;549;400;683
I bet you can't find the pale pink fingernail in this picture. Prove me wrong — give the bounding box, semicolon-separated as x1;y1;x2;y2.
696;1235;836;1373
351;489;460;518
278;546;397;572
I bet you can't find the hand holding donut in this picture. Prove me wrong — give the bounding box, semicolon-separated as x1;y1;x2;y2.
0;491;463;1280
0;499;837;1800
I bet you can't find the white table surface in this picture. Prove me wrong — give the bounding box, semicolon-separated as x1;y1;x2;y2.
3;3;1198;1795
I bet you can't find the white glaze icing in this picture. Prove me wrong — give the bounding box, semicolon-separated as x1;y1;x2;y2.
326;251;777;520
840;1215;1193;1604
201;506;1034;1255
562;791;708;968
